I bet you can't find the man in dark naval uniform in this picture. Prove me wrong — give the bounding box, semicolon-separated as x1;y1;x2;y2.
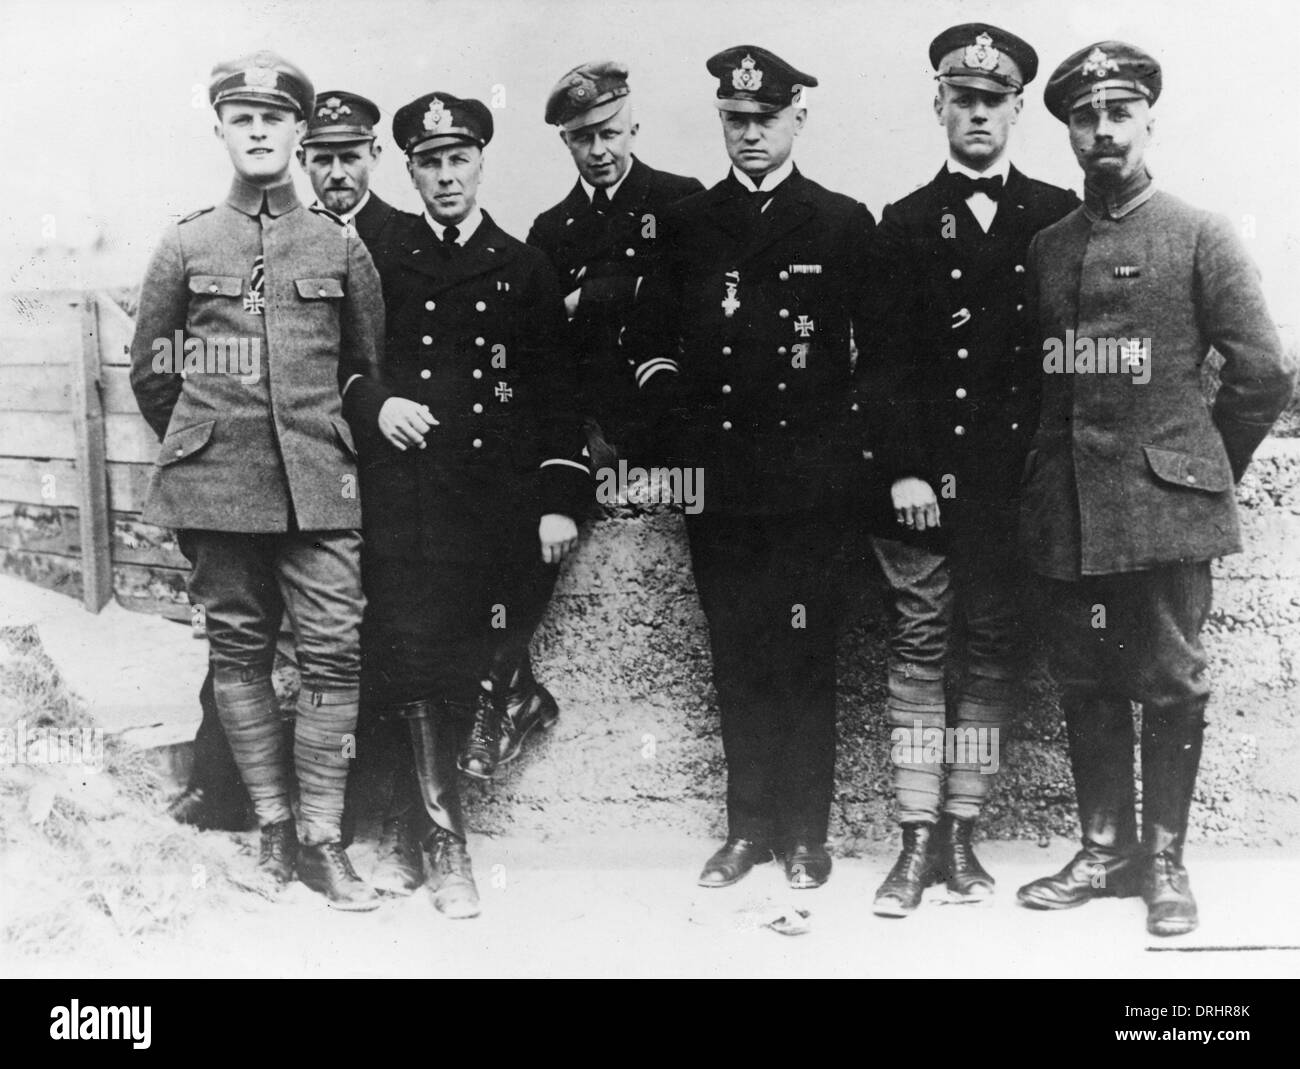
864;24;1078;917
347;91;589;917
166;88;402;835
446;61;704;781
1016;42;1294;936
622;46;875;890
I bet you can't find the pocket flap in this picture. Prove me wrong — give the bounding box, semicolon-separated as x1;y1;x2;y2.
296;277;345;299
158;420;216;466
188;275;243;297
1142;445;1232;493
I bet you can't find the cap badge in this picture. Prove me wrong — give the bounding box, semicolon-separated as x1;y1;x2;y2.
1082;47;1120;79
963;32;1001;72
732;54;763;91
318;97;352;121
422;98;453;132
567;74;594;102
244;67;277;89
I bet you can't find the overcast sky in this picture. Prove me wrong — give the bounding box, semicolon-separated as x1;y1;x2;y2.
2;0;1296;323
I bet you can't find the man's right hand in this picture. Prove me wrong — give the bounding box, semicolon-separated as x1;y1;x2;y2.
379;397;438;451
891;476;941;532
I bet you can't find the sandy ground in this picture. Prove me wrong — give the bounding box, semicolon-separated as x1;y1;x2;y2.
8;835;1299;979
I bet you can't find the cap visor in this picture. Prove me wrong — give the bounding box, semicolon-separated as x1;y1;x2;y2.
939;73;1020;94
408;133;481;155
301;131;376;146
1068;84;1148;112
214;90;301;114
562;95;628;132
714;97;784;114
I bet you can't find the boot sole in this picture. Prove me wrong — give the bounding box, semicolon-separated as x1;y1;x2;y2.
324;896;382;912
457;759;496;782
872;897;920;918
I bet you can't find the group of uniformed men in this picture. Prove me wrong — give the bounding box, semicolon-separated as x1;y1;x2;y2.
130;23;1294;936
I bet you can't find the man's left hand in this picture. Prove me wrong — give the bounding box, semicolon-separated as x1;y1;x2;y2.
540;513;579;564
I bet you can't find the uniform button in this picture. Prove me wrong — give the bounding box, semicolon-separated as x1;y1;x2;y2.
425;300;436;311
208;283;218;293
951;268;962;280
850;403;860;412
957;348;969;359
475;337;485;347
318;287;327;297
175;447;184;456
1014;264;1025;274
955;387;967;399
958;307;970;318
473;369;483;379
779;270;790;281
1186;473;1196;483
1011;422;1020;431
777;346;788;356
722;346;732;356
721;384;732;394
422;335;432;345
778;419;788;428
777;382;787;391
473;403;483;414
472;438;483;449
420;369;431;380
1016;303;1024;311
722;421;733;430
1010;386;1019;394
475;300;486;311
954;425;966;436
779;308;789;318
626;248;635;257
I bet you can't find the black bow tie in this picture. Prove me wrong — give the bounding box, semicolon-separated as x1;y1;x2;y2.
949;172;1004;201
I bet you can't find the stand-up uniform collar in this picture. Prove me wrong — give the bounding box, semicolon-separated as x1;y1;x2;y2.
730;156;795;194
1084;165;1155;220
226;175;300;217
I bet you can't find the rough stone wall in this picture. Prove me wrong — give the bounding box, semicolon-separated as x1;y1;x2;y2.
458;445;1300;852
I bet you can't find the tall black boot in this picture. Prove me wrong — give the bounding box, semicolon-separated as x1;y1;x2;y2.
1140;702;1205;936
1018;694;1141;909
873;823;943;917
402;700;480;918
370;711;425;896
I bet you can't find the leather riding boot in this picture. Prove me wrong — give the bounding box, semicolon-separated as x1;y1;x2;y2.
372;737;425;896
939;813;995;900
459;685;503;781
1018;694;1141;909
1140;702;1205;936
401;699;468;840
424;825;481;919
873;822;943;917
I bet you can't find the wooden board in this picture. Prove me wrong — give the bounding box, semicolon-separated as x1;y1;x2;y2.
0;365;72;412
0;457;81;507
113;561;189;621
0;291;81;366
95;291;137;367
0;412;76;460
107;461;154;514
0;547;82;600
105;413;160;464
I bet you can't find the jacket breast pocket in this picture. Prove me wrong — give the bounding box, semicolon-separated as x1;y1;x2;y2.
1142;445;1233;493
188;275;243;298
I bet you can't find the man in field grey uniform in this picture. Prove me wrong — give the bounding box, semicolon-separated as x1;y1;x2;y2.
130;51;385;909
1015;41;1295;935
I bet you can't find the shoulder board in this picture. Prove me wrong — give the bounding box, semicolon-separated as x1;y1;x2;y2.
310;204;345;226
178;206;215;225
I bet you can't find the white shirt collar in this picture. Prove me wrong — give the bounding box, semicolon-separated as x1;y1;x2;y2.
339;189;371;224
945;155;1012;183
731;156;795;194
423;204;483;245
580;162;633;204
